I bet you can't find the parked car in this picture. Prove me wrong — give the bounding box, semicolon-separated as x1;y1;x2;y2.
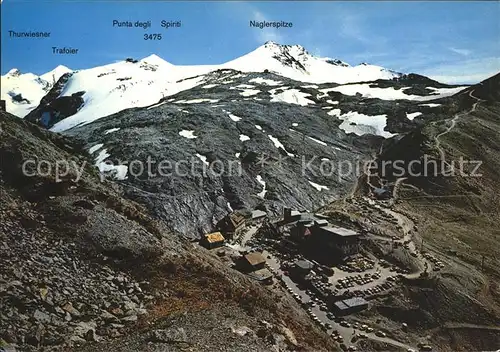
340;321;351;328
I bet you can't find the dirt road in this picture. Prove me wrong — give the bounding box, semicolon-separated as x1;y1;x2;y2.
434;88;483;173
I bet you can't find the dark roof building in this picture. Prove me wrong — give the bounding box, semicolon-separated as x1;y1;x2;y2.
217;212;246;239
333;297;368;315
310;225;362;258
315;225;359;238
295;260;314;271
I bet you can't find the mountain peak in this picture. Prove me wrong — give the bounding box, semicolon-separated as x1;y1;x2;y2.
7;68;21;77
140;54;172;67
40;65;72;83
261;41;307;53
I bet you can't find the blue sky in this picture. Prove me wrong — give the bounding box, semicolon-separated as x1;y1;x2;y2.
1;0;499;83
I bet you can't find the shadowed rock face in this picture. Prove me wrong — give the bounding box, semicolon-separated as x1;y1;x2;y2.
25;72;85;128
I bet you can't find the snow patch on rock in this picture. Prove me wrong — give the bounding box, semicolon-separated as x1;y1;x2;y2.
308;136;327;146
195;153;209;166
104;128;120;135
268;135;294;157
179;130;198;139
337;111;394;138
308;181;329;191
89;143;104;154
406;112;422;120
328;84;467;101
270;88;314;106
249;77;282;86
256;175;267;198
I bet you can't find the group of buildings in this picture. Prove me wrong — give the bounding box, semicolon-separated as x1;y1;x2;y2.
199;208;273;285
200;209;267;249
199;207;367;310
279;208;363;260
278;209;368;315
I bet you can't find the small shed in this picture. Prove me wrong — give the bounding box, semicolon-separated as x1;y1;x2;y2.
200;232;225;249
239;252;266;272
248;268;273;285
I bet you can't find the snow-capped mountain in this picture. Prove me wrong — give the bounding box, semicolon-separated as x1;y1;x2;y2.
219;41;401;84
3;40;473;238
2;42;399;120
57;66;472;237
4;42;466;133
1;65;71;117
40;65;73;83
41;55;209;131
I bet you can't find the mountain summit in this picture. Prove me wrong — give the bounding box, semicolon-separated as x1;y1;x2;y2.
2;42;403;119
220;41;401;83
1;65;72;117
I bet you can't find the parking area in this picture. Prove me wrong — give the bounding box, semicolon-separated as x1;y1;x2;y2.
219;207;434;351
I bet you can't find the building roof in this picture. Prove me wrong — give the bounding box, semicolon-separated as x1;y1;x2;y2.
204;232;225;243
339;297;368;308
244;252;266;266
248;268;273;281
230;212;246;228
334;301;350;310
295;260;314;270
314;219;329;226
251;210;267;219
314;213;330;219
317;225;359;237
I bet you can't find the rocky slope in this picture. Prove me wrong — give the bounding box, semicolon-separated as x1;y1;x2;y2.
375;73;500;272
50;66;465;240
322;73;500;352
3;42;496;352
0;111;338;352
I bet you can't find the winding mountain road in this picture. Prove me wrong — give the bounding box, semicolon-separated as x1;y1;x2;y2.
434;89;483;174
